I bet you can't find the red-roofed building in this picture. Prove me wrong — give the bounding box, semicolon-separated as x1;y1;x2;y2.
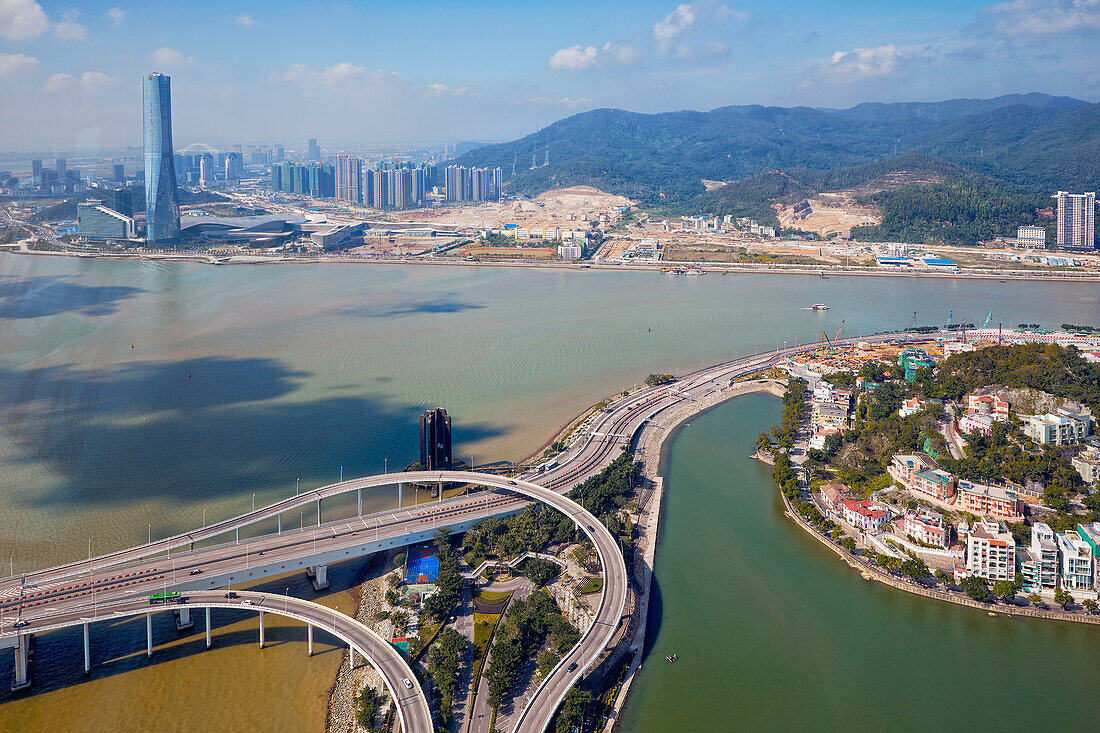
820;483;850;515
967;394;1009;420
840;499;890;532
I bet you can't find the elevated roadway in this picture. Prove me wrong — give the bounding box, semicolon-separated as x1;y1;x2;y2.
1;330;934;731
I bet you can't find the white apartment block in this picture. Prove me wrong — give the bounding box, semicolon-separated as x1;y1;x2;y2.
966;518;1016;582
1055;191;1095;251
1057;532;1093;591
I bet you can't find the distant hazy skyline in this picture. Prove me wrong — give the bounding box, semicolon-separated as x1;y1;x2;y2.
1;0;1097;152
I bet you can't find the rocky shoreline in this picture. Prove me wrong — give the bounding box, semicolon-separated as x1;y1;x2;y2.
325;555;397;733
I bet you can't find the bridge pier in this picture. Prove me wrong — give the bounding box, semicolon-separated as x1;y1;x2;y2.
398;482;403;508
259;611;265;649
175;606;194;632
83;622;90;676
349;643;356;669
317;498;322;526
306;564;329;591
357;487;362;516
278;514;282;535
307;622;313;656
146;613;153;658
205;608;212;649
11;633;31;691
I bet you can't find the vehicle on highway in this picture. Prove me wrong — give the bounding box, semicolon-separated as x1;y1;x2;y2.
13;619;29;628
587;525;595;532
224;591;239;598
508;480;517;485
149;591;182;604
567;662;578;672
403;678;413;689
240;599;253;605
189;568;203;575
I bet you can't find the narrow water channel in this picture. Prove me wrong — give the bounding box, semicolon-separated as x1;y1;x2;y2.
619;392;1100;731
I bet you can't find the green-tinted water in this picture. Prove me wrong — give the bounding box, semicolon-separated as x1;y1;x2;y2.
619;393;1100;731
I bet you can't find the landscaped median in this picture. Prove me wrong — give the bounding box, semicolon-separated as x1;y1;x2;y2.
468;589;514;712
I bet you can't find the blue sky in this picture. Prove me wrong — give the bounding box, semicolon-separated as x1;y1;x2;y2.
0;0;1097;151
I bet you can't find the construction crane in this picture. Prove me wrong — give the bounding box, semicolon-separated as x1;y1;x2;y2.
820;320;845;354
944;309;953;332
906;311;918;332
980;311;993;336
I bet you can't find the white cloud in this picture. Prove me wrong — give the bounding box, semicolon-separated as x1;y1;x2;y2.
42;70;120;93
150;47;194;67
982;0;1100;36
0;0;50;40
521;96;593;107
653;2;747;55
107;7;126;24
423;82;468;97
236;13;255;28
653;3;697;47
0;52;38;76
549;42;641;71
549;44;600;71
53;9;87;39
801;44;904;86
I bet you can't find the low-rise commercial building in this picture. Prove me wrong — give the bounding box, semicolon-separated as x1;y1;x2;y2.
966;518;1016;582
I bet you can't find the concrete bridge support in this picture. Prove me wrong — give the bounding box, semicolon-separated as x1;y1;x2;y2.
83;622;90;676
349;643;356;669
259;611;265;649
11;633;31;691
357;487;362;516
278;513;282;535
307;564;329;590
175;606;194;632
205;608;212;649
307;622;314;656
146;613;153;657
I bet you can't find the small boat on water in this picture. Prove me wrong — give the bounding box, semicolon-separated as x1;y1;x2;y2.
666;654;678;663
810;303;829;311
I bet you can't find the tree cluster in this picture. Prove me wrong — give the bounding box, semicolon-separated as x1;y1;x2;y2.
484;590;578;709
429;627;466;725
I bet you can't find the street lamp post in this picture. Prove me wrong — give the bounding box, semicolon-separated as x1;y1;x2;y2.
296;478;299;496
252;493;256;512
148;524;151;545
203;508;207;528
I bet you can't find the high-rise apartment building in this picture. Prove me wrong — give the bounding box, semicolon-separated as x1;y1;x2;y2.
31;159;42;187
307;138;321;162
112;164;125;182
224;152;243;181
1055;191;1096;251
334;155;363;203
199;154;214;187
142;73;181;244
444;165;502;203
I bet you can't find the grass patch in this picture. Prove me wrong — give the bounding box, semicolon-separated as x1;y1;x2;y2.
578;577;604;594
469;590;513;711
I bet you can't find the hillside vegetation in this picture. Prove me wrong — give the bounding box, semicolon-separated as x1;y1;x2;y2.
454;95;1098;206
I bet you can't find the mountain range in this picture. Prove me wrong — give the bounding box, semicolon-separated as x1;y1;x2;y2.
454;93;1097;207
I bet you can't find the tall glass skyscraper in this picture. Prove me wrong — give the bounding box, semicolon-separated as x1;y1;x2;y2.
143;73;181;244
